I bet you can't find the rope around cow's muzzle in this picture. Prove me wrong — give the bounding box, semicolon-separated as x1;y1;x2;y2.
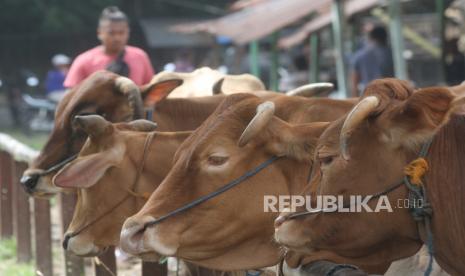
37;154;78;176
142;155;282;230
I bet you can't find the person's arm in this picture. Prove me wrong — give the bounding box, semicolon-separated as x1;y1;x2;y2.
350;71;360;98
44;71;54;93
349;54;361;97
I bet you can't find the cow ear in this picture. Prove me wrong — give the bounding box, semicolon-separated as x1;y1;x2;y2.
141;79;183;106
52;145;125;188
379;87;455;148
262;118;329;161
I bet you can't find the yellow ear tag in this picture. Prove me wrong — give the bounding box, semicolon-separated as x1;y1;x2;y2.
404;158;429;186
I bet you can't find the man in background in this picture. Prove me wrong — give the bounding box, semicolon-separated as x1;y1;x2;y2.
350;25;394;97
64;6;154;88
45;54;70;102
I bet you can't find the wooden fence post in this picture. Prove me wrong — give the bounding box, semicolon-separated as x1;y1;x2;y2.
142;261;168;276
59;193;84;276
0;151;14;239
34;198;53;276
13;161;32;263
94;248;117;276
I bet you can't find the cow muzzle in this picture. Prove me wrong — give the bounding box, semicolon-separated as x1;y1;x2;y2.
21;170;62;197
62;232;107;257
120;216;172;261
20;173;39;194
274;211;311;251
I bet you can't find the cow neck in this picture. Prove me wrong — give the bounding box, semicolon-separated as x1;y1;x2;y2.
64;132;156;240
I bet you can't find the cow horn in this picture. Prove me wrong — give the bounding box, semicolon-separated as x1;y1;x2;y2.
238;101;275;147
73;115;111;138
340;96;379;160
128;120;158;132
114;76;144;119
212;78;225;95
286;83;334;97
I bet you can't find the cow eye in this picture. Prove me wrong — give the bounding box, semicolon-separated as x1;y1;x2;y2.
207;155;229;166
319;155;334;166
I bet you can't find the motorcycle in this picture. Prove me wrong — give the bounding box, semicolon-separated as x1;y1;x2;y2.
20;93;56;132
13;70;56;133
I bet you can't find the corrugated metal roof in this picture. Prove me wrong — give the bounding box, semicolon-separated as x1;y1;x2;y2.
279;0;382;49
171;0;331;45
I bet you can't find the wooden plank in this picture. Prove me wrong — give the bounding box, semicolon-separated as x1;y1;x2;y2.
13;161;32;263
249;41;260;78
269;31;279;91
388;0;408;79
142;261;167;276
309;33;320;83
94;247;117;276
0;151;14;238
34;198;53;276
331;0;349;98
59;193;84;276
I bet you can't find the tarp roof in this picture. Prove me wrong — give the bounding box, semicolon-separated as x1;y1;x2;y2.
279;0;382;48
140;19;215;48
171;0;331;45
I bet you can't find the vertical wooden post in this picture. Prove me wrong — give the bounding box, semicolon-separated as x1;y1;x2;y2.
269;31;279;91
388;0;408;80
142;261;167;276
331;0;349;98
34;198;53;276
13;161;32;263
59;193;84;276
249;41;260;78
309;33;320;83
0;151;14;238
435;0;446;83
94;247;117;276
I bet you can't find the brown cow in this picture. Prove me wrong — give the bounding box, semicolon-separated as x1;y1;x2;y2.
52;116;184;256
118;93;357;271
274;79;465;275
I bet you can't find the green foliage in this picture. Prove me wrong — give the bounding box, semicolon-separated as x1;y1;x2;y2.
0;238;34;276
0;0;233;36
0;0;122;35
0;238;16;259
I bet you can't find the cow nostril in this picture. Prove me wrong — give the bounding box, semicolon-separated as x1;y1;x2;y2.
20;174;40;192
63;234;71;250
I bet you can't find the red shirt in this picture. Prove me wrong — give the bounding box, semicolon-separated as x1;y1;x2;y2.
64;46;154;87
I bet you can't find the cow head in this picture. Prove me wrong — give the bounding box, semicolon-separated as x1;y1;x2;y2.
150;67;265;98
21;71;182;197
274;79;460;268
51;115;164;256
119;94;329;270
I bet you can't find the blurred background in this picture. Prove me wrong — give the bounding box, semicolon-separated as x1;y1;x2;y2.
1;0;464;137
